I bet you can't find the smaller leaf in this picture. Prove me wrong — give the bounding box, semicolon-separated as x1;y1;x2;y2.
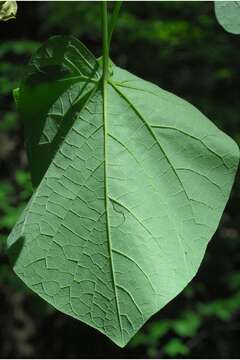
214;1;240;34
0;1;17;21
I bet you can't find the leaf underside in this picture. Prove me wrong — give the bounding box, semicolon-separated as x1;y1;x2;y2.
6;35;239;347
214;1;240;34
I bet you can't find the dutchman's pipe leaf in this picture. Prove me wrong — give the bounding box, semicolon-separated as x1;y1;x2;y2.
6;35;239;347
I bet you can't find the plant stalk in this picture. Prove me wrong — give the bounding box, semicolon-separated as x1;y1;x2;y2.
102;1;109;82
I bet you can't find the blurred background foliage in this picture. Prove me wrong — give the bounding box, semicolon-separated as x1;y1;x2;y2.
0;1;240;358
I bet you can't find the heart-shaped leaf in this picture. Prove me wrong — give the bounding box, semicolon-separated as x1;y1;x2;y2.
7;36;239;347
214;1;240;34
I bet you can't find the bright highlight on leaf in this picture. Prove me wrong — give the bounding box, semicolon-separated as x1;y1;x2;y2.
6;35;239;347
214;1;240;34
0;1;17;21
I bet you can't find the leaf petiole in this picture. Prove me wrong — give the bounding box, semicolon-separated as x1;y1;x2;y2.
101;1;109;82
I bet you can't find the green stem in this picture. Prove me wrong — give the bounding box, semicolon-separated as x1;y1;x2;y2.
102;1;109;81
108;1;123;48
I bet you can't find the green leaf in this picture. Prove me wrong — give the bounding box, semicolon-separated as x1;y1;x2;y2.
18;35;101;188
6;35;239;347
197;292;240;321
214;1;240;35
171;311;201;337
163;338;189;357
0;1;17;21
148;321;170;342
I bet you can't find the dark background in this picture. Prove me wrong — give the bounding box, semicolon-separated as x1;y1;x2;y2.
0;1;240;358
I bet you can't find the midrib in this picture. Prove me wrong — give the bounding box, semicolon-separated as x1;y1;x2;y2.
102;79;123;344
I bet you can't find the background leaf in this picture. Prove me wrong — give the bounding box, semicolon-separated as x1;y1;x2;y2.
0;1;17;21
163;338;189;357
214;1;240;35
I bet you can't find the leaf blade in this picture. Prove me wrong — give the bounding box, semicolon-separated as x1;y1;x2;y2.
7;45;239;347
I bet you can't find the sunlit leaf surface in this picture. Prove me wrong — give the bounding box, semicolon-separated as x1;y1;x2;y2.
7;35;239;347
